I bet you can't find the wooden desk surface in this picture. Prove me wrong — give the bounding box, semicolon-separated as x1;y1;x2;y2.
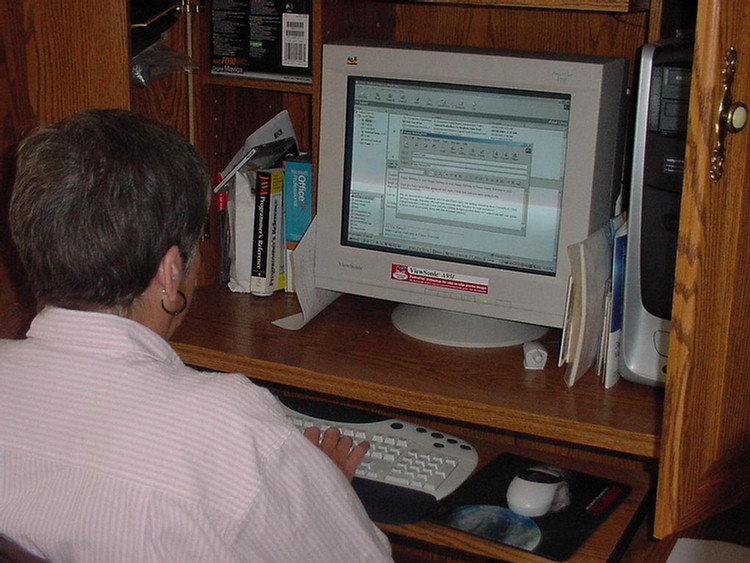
171;286;664;458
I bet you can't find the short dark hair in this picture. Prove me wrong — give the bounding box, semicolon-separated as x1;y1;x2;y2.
10;109;210;310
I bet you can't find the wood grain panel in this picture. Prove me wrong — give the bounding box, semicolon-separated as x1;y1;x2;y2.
516;436;654;471
20;0;130;121
318;1;398;46
1;1;41;337
391;4;647;82
654;0;750;538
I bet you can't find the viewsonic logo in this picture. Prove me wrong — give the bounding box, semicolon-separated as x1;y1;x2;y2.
338;261;363;270
346;56;358;65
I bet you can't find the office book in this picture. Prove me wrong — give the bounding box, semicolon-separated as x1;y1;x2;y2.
282;154;313;293
430;453;631;562
283;154;313;244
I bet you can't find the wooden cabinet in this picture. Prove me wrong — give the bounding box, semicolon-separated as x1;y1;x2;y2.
185;0;750;543
2;0;749;558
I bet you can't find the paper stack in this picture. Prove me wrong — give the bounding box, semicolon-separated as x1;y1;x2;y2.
559;214;627;387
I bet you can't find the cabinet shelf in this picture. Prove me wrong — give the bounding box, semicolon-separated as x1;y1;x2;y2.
202;74;314;95
409;0;650;12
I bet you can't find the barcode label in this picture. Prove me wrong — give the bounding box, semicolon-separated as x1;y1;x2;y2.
282;13;309;68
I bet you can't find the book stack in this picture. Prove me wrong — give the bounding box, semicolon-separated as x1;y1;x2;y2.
217;153;313;296
214;111;312;296
558;214;627;388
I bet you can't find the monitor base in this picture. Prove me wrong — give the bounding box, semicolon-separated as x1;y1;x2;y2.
391;304;548;348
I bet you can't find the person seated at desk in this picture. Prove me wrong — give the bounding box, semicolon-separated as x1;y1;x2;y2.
0;109;393;563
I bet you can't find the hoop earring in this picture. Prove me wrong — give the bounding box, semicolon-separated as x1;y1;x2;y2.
161;290;187;317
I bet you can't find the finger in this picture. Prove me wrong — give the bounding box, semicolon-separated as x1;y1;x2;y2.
303;426;321;446
335;440;369;482
348;440;370;467
333;434;354;458
337;441;369;480
320;426;341;453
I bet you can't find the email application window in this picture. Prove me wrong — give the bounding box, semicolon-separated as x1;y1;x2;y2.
343;77;570;275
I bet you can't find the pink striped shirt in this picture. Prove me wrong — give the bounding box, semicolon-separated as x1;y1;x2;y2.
0;307;393;563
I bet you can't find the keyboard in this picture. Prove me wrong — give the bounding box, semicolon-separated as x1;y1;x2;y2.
278;396;478;524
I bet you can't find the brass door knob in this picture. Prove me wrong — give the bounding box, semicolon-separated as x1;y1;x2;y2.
711;48;747;181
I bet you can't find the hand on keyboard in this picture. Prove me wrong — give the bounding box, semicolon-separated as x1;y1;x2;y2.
304;425;370;481
279;395;479;525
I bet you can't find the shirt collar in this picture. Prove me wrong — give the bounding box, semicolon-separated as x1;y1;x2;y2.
26;307;182;365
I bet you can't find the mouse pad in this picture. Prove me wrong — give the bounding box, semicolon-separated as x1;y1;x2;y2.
429;453;631;561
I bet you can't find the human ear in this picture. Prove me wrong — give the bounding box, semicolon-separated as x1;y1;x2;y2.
157;245;184;301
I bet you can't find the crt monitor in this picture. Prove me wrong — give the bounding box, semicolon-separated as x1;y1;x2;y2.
315;41;627;348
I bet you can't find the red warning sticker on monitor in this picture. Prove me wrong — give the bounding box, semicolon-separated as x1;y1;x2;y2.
391;264;489;294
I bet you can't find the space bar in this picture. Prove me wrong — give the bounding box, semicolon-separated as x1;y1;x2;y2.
384;475;411;486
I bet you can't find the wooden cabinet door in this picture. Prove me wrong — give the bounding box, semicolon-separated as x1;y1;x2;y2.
15;0;131;123
655;0;750;538
1;0;131;338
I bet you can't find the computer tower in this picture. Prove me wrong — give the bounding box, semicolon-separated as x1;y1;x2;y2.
619;39;693;386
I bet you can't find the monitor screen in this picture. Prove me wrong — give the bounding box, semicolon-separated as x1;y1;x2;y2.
344;77;569;277
315;42;627;347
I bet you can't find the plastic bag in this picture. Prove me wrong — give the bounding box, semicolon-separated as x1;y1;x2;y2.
131;41;198;87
